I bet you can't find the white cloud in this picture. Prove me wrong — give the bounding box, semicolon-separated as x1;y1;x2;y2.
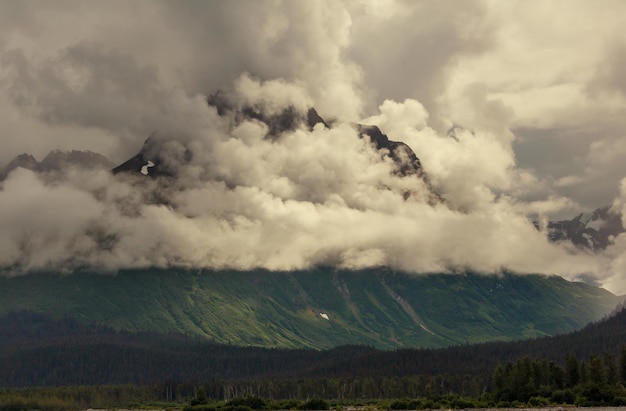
1;1;626;294
0;81;608;292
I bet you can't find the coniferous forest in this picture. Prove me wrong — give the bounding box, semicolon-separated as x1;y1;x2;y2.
2;307;626;409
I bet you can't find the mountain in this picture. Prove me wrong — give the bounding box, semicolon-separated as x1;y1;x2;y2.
111;135;174;178
113;101;435;195
0;103;622;353
0;269;620;350
539;206;624;250
0;149;114;180
1;299;625;389
39;149;114;172
0;153;39;179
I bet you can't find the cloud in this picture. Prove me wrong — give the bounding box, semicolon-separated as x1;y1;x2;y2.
0;168;106;271
362;97;516;210
588;40;626;99
0;1;363;164
600;179;626;292
1;1;626;293
347;0;494;121
437;1;626;212
0;79;608;293
2;44;161;133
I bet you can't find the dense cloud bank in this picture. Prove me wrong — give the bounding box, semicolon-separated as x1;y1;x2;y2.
0;78;609;288
0;1;625;292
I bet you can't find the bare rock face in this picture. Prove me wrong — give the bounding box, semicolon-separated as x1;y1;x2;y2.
0;154;39;180
539;206;624;250
354;124;424;178
112;136;167;178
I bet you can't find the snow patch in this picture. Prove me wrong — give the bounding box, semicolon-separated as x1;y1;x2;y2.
140;160;155;176
319;313;329;320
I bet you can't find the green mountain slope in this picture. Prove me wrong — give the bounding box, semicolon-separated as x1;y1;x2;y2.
0;269;620;349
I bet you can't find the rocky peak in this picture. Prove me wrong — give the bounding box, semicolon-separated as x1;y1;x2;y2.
111;136;180;178
207;92;327;138
116;97;430;182
111;97;441;204
540;206;624;250
1;150;113;181
355;124;423;177
40;150;114;171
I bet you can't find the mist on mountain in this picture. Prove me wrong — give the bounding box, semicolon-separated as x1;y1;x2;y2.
0;75;616;293
1;2;626;292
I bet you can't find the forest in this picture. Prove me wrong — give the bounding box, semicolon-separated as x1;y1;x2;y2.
1;307;626;410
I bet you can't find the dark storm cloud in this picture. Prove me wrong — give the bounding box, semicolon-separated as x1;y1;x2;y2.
0;0;362;163
589;40;626;98
3;44;160;132
348;0;494;121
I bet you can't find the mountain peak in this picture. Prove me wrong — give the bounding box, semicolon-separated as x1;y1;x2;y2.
40;149;114;171
208;91;327;138
0;150;114;181
355;124;424;177
540;205;624;250
114;96;433;192
111;135;186;178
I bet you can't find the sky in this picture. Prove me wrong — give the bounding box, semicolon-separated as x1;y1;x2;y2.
2;1;626;292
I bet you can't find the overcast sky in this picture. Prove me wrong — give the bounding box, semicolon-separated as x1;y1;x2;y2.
2;1;626;292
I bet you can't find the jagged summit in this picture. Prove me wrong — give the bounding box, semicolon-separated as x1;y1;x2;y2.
112;136;171;178
208;91;328;136
114;95;430;186
210;94;424;178
538;205;624;250
40;150;114;171
355;124;424;177
0;150;114;180
0;154;39;179
306;107;329;130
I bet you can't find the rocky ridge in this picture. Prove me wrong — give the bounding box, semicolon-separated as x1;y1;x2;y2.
0;150;113;180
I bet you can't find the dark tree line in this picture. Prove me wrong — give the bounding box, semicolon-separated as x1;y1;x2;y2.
491;348;626;406
1;308;626;399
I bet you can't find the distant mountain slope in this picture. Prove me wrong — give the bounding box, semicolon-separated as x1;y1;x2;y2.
1;303;626;388
0;269;619;350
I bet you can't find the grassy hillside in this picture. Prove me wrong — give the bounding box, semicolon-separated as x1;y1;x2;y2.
0;269;619;349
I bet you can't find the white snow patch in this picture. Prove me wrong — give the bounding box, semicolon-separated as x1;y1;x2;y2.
319;313;329;320
140;160;155;176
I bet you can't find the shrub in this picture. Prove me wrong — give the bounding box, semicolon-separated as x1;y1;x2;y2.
389;399;409;410
227;397;266;410
270;399;300;410
450;397;476;409
299;399;329;410
221;405;252;411
550;389;575;404
612;396;626;406
528;396;549;407
184;406;216;411
406;399;422;409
